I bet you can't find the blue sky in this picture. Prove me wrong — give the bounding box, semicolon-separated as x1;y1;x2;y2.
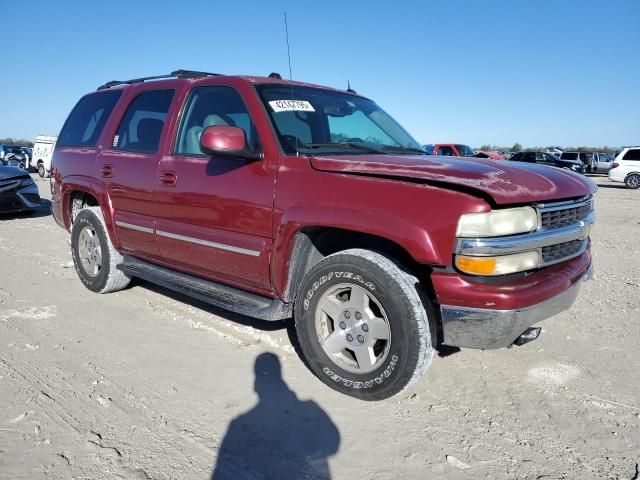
1;0;638;147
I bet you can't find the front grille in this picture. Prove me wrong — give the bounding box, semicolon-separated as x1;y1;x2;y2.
540;199;592;230
542;239;585;264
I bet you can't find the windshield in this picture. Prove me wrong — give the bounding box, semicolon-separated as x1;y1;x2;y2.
455;144;475;157
256;85;423;155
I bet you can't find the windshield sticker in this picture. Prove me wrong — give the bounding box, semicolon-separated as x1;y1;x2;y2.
269;100;315;113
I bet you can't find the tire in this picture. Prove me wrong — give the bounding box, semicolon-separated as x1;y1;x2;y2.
295;248;434;401
625;173;640;189
70;207;131;293
37;163;46;178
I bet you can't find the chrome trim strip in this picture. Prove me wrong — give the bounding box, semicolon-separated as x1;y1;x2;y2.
115;221;154;234
456;211;595;256
156;229;261;257
534;195;592;210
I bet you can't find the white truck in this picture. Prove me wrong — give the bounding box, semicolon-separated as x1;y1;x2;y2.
31;135;57;177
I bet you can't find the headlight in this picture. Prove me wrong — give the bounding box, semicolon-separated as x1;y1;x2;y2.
455;251;540;276
456;206;538;237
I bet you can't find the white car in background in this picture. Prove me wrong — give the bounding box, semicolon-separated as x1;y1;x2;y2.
609;147;640;189
31;135;57;177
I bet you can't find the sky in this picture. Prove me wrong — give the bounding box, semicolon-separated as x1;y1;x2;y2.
1;0;638;147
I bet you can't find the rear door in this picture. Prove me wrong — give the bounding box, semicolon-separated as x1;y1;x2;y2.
154;84;276;291
97;88;176;259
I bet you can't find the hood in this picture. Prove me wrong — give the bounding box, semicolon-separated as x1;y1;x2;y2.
309;154;597;205
0;165;29;180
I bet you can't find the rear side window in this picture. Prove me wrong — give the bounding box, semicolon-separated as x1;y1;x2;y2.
623;149;640;161
57;90;122;147
114;89;174;154
438;146;455;156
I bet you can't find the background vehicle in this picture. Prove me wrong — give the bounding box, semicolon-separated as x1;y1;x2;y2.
475;150;505;160
1;146;28;169
0;164;41;214
560;151;612;173
51;70;595;400
430;143;475;157
31;135;57;177
609;147;640;189
510;151;584;173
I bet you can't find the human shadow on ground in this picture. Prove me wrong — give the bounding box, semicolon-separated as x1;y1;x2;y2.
211;353;340;480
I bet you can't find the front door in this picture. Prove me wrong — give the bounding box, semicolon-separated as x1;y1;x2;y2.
97;88;176;259
154;85;276;292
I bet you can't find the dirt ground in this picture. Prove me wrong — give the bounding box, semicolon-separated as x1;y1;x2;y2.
1;174;638;480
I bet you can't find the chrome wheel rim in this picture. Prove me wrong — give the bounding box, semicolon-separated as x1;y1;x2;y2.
314;283;391;374
78;226;102;277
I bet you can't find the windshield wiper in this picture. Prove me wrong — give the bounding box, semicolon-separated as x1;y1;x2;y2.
302;142;386;154
381;145;428;155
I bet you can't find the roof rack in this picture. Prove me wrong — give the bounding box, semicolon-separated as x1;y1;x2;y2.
97;69;223;90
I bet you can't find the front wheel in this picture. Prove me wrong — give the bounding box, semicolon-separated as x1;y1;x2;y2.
37;163;46;178
295;249;434;400
625;173;640;189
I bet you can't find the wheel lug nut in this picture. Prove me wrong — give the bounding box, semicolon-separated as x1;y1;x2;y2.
346;334;353;342
344;311;351;319
357;335;364;344
339;322;346;329
355;312;362;320
361;324;369;332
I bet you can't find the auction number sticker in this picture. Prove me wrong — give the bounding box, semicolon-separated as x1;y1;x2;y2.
269;100;315;112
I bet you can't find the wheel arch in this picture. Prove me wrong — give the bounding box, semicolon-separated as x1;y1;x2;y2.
272;206;441;304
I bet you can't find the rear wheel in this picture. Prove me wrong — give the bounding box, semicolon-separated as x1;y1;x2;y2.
295;249;434;400
37;163;46;178
71;207;131;293
625;173;640;189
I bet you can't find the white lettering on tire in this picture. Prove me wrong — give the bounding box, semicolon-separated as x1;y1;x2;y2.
303;271;375;311
322;354;399;390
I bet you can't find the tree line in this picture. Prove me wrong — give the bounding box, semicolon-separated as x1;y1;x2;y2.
0;138;34;147
478;143;619;154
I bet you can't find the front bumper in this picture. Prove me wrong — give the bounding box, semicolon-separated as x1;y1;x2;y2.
0;182;40;213
439;263;592;349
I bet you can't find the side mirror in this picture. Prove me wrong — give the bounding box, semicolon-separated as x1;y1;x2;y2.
199;125;262;161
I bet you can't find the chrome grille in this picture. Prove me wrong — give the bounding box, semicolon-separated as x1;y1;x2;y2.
540;197;593;230
541;239;585;264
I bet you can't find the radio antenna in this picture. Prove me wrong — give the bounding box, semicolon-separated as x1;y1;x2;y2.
283;12;299;156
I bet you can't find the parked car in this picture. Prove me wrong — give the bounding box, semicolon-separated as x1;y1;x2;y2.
609;147;640;189
430;144;476;157
475;150;505;160
51;70;596;400
510;152;584;174
31;135;57;177
1;146;28;169
0;164;41;214
560;151;612;173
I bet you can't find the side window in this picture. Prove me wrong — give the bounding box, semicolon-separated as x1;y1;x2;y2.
57;90;122;147
175;86;258;155
523;152;536;162
624;149;640;161
114;89;174;154
535;153;544;162
438;146;455;156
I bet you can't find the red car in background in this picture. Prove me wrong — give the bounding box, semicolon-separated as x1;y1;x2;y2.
424;144;504;160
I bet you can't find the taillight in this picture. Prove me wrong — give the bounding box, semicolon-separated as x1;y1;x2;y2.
611;163;619;169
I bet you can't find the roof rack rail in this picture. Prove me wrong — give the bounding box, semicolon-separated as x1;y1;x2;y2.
97;69;223;90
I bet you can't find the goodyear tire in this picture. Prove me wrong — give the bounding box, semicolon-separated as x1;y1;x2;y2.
295;249;433;400
71;207;131;293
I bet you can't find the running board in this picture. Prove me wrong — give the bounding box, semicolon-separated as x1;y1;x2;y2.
118;255;292;321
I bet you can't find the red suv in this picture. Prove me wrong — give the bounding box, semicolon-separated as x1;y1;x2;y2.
51;70;596;400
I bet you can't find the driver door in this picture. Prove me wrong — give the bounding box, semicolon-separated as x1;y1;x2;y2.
154;85;277;291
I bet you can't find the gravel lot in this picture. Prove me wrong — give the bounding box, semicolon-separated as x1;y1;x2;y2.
1;174;638;480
